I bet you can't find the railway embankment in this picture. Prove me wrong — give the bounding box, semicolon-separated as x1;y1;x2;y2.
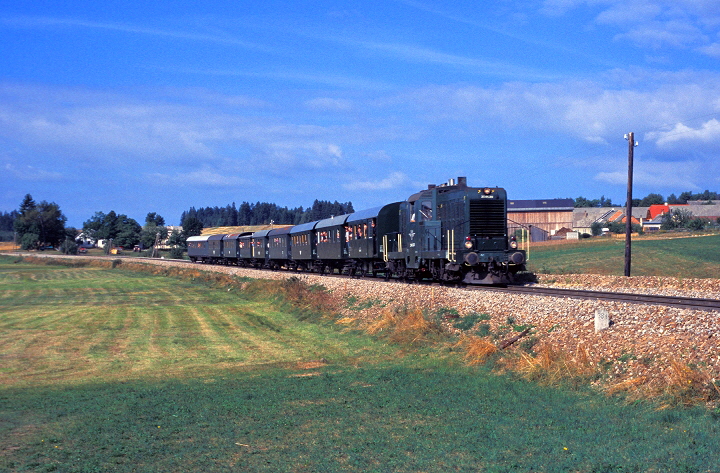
225;266;720;402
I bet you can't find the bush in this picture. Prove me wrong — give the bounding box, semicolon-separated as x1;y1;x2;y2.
169;247;185;259
59;239;78;255
20;233;39;250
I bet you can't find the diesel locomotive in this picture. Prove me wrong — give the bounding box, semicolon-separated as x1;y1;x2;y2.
187;177;528;284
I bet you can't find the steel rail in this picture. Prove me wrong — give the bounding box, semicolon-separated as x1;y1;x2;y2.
471;285;720;312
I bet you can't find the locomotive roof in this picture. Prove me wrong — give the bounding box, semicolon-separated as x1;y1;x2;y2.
407;179;473;203
315;214;350;229
346;206;383;223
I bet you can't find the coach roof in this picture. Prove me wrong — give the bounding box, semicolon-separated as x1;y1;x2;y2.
315;214;350;230
346;206;382;223
290;221;318;234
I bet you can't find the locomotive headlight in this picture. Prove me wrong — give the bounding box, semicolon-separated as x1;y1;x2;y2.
483;188;492;195
510;240;518;249
464;236;473;249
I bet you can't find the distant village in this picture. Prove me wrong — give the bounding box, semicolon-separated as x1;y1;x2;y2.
508;199;720;242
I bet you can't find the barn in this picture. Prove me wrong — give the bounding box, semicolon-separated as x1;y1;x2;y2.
507;199;575;242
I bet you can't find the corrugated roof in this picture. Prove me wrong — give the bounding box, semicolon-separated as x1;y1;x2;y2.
507;199;574;211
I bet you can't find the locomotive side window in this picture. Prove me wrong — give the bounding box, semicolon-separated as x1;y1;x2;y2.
420;200;432;221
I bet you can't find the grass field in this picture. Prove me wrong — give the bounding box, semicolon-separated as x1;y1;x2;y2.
527;233;720;278
2;256;720;472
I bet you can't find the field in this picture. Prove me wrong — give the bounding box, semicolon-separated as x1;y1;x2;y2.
2;256;720;472
527;233;720;278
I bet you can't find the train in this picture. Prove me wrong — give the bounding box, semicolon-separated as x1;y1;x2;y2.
186;177;529;285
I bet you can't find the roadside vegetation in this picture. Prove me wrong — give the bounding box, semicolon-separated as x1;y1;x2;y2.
2;255;720;471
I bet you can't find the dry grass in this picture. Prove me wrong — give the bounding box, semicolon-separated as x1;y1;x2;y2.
602;361;720;407
500;344;596;386
454;335;497;365
363;308;440;345
338;301;720;406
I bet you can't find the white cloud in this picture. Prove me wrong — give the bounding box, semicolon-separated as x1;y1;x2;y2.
148;170;250;188
343;171;410;191
647;119;720;148
4;162;63;181
594;158;708;190
697;42;720;58
304;97;353;111
541;1;720;52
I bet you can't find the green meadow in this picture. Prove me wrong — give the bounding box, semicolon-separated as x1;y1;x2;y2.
527;233;720;278
1;256;719;472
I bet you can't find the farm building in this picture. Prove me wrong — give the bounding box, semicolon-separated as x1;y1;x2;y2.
507;199;574;241
574;207;650;235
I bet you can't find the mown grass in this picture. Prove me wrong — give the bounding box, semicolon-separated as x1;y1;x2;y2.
527;233;720;277
0;257;393;387
2;256;720;472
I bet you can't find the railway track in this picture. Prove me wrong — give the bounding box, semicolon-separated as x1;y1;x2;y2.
473;285;720;312
14;253;720;312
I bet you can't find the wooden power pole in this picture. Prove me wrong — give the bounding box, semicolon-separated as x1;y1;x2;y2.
624;132;637;277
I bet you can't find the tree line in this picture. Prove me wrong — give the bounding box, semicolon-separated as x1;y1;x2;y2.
5;194;354;255
574;190;720;208
180;199;355;228
0;210;20;242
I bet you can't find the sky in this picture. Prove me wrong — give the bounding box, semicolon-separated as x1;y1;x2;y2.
2;0;720;227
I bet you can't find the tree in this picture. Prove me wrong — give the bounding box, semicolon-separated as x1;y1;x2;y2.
181;215;203;238
598;195;614;207
13;194;67;249
574;196;613;208
140;213;168;250
140;222;168;250
112;215;141;248
145;212;165;227
661;208;693;230
686;218;707;231
82;211;140;248
677;191;693;204
639;193;664;206
59;227;79;255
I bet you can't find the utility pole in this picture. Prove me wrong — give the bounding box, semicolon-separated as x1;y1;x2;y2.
152;232;160;258
624;132;638;277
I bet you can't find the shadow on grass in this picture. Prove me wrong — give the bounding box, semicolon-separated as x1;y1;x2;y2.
2;360;720;473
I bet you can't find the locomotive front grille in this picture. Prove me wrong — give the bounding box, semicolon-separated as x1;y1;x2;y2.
469;199;506;237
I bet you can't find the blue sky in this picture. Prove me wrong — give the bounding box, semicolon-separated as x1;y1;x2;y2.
2;0;720;227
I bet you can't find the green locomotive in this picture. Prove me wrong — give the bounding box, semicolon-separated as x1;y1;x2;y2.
377;177;527;284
